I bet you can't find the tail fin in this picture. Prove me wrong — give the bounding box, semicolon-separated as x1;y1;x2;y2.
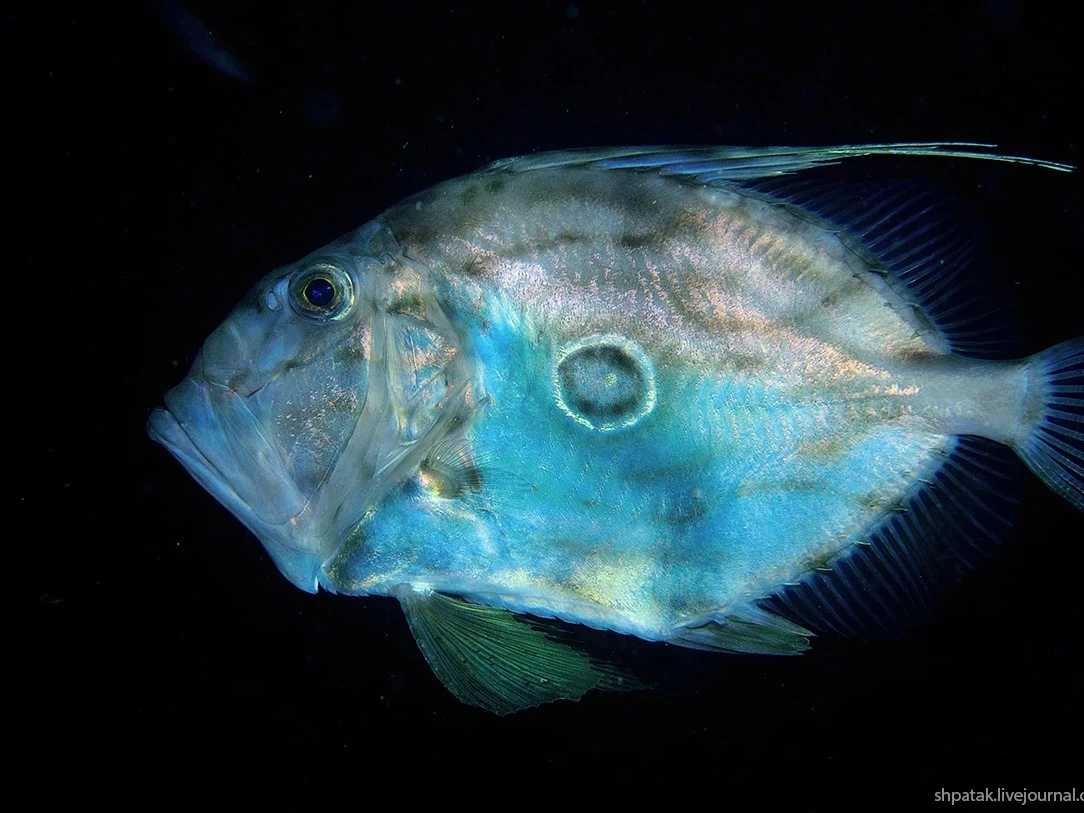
1016;338;1084;511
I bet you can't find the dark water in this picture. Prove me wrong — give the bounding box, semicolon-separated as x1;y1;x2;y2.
19;2;1080;807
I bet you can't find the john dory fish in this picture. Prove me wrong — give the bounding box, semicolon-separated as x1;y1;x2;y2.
149;143;1080;714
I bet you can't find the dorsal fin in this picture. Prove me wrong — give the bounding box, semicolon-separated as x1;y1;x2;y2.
487;143;1073;180
761;436;1022;640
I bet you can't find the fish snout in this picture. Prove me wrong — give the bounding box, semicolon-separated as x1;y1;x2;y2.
199;317;263;394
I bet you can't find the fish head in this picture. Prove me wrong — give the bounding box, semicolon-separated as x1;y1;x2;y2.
148;223;475;592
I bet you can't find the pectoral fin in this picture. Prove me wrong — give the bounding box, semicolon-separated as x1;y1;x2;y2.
398;590;638;715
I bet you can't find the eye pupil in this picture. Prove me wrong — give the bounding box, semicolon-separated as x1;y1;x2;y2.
304;277;335;307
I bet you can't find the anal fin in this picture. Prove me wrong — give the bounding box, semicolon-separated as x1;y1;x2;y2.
671;606;813;655
763;435;1022;640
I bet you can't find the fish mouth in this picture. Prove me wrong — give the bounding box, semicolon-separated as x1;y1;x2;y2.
147;399;254;525
147;374;308;529
147;403;219;496
147;374;327;593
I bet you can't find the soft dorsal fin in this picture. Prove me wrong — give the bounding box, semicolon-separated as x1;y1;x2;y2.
745;177;1022;358
398;589;639;715
761;436;1022;641
487;143;1073;181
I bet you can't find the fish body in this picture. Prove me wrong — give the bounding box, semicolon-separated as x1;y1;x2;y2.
149;144;1081;714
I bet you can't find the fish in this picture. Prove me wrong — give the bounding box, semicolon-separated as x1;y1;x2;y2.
148;143;1082;715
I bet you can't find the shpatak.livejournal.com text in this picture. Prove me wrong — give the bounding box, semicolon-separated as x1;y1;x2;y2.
935;788;1080;805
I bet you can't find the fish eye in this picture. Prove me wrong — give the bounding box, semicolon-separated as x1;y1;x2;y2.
552;335;656;431
289;262;355;321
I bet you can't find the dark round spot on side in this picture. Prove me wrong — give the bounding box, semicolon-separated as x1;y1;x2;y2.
557;344;646;422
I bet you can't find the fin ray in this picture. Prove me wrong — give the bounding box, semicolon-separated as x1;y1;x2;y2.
488;143;1074;178
1017;339;1084;511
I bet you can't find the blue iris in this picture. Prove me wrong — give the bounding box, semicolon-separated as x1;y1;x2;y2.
304;277;335;308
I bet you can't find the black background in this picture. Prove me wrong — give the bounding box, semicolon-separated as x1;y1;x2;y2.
18;2;1081;807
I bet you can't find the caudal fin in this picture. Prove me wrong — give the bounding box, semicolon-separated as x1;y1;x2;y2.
1016;338;1084;511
